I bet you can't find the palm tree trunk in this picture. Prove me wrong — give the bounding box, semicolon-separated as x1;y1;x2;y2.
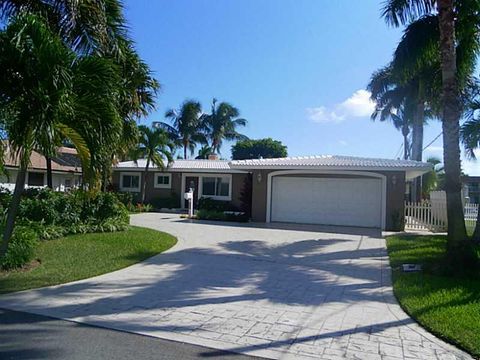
0;155;28;258
411;99;424;201
402;124;410;160
437;0;473;267
46;156;53;189
184;145;187;160
141;158;150;204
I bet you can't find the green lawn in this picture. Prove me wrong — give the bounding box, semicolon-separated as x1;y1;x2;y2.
0;226;176;294
386;235;480;357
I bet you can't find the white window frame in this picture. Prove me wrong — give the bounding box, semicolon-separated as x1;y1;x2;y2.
199;174;232;201
180;173;233;206
120;172;141;192
153;172;172;189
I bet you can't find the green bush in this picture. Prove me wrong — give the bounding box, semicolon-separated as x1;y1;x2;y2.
0;189;130;241
197;197;236;212
150;193;179;209
196;209;248;222
1;226;38;270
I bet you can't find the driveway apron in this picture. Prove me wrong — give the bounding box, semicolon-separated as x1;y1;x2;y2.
0;213;471;360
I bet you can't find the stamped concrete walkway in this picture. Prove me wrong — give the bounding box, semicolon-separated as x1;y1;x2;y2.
0;213;471;360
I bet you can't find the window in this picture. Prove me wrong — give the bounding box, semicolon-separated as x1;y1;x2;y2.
201;176;230;199
28;172;44;186
120;172;140;192
154;173;172;189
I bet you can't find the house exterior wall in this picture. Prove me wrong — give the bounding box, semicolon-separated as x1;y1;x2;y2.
250;169;405;231
112;170;249;210
0;168;80;192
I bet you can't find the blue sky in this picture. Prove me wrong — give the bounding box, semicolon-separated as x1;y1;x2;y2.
123;0;479;175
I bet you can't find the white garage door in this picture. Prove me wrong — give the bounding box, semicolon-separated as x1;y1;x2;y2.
271;176;383;228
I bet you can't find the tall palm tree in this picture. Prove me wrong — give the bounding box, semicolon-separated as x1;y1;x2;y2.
202;98;248;154
162;100;206;159
0;14;107;257
131;126;173;204
382;0;480;266
368;66;415;160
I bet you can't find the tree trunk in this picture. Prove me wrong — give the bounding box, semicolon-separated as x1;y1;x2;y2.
402;124;410;160
46;156;53;189
184;145;187;160
411;98;424;201
141;158;150;204
0;157;28;258
437;0;474;268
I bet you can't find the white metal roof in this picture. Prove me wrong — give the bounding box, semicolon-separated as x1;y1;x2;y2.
115;155;432;178
115;159;240;173
229;155;432;179
230;155;430;169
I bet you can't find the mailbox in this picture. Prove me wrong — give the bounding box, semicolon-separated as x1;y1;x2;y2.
184;191;193;200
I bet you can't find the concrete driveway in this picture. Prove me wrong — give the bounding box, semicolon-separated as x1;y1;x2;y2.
0;213;471;360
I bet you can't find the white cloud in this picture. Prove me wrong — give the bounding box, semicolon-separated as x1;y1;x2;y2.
338;140;348;146
307;89;376;123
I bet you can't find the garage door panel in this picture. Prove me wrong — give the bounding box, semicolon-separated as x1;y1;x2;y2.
271;176;382;228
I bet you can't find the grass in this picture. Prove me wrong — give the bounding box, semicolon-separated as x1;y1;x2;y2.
386;235;480;357
0;226;176;294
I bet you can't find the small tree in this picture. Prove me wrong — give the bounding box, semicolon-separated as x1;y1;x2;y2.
232;138;288;160
132;126;174;204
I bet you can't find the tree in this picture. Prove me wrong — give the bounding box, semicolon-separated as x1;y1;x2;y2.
131;126;173;204
0;14;108;257
162;100;206;159
231;138;288;160
368;66;415;160
202;98;248;154
195;145;214;159
382;0;480;268
461;94;480;241
0;0;160;190
422;157;444;197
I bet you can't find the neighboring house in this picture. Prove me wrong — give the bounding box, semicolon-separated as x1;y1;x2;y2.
112;154;431;230
463;176;480;203
0;146;82;191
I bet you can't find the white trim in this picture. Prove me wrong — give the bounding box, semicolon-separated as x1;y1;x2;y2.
265;170;387;230
119;171;141;192
115;167;247;174
153;172;172;189
181;173;233;208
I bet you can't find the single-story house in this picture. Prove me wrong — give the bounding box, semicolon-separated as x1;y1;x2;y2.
0;146;82;192
112;155;431;230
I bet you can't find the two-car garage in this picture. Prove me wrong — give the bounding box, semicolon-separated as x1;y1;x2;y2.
270;175;384;228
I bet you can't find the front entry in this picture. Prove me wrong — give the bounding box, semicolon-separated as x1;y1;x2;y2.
184;176;199;208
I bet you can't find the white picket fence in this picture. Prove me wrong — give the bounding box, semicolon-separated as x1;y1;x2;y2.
405;201;478;232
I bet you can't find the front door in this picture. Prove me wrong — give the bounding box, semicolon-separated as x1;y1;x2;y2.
184;176;199;208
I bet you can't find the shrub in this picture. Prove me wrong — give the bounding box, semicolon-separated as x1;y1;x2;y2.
197;197;237;212
150;193;180;209
1;226;38;270
126;203;153;213
196;209;248;222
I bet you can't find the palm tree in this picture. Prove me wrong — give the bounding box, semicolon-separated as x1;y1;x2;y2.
382;0;480;266
195;145;214;159
162;100;206;159
202;98;248;154
131;126;173;204
461;96;480;241
0;14;103;257
368;66;415;160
